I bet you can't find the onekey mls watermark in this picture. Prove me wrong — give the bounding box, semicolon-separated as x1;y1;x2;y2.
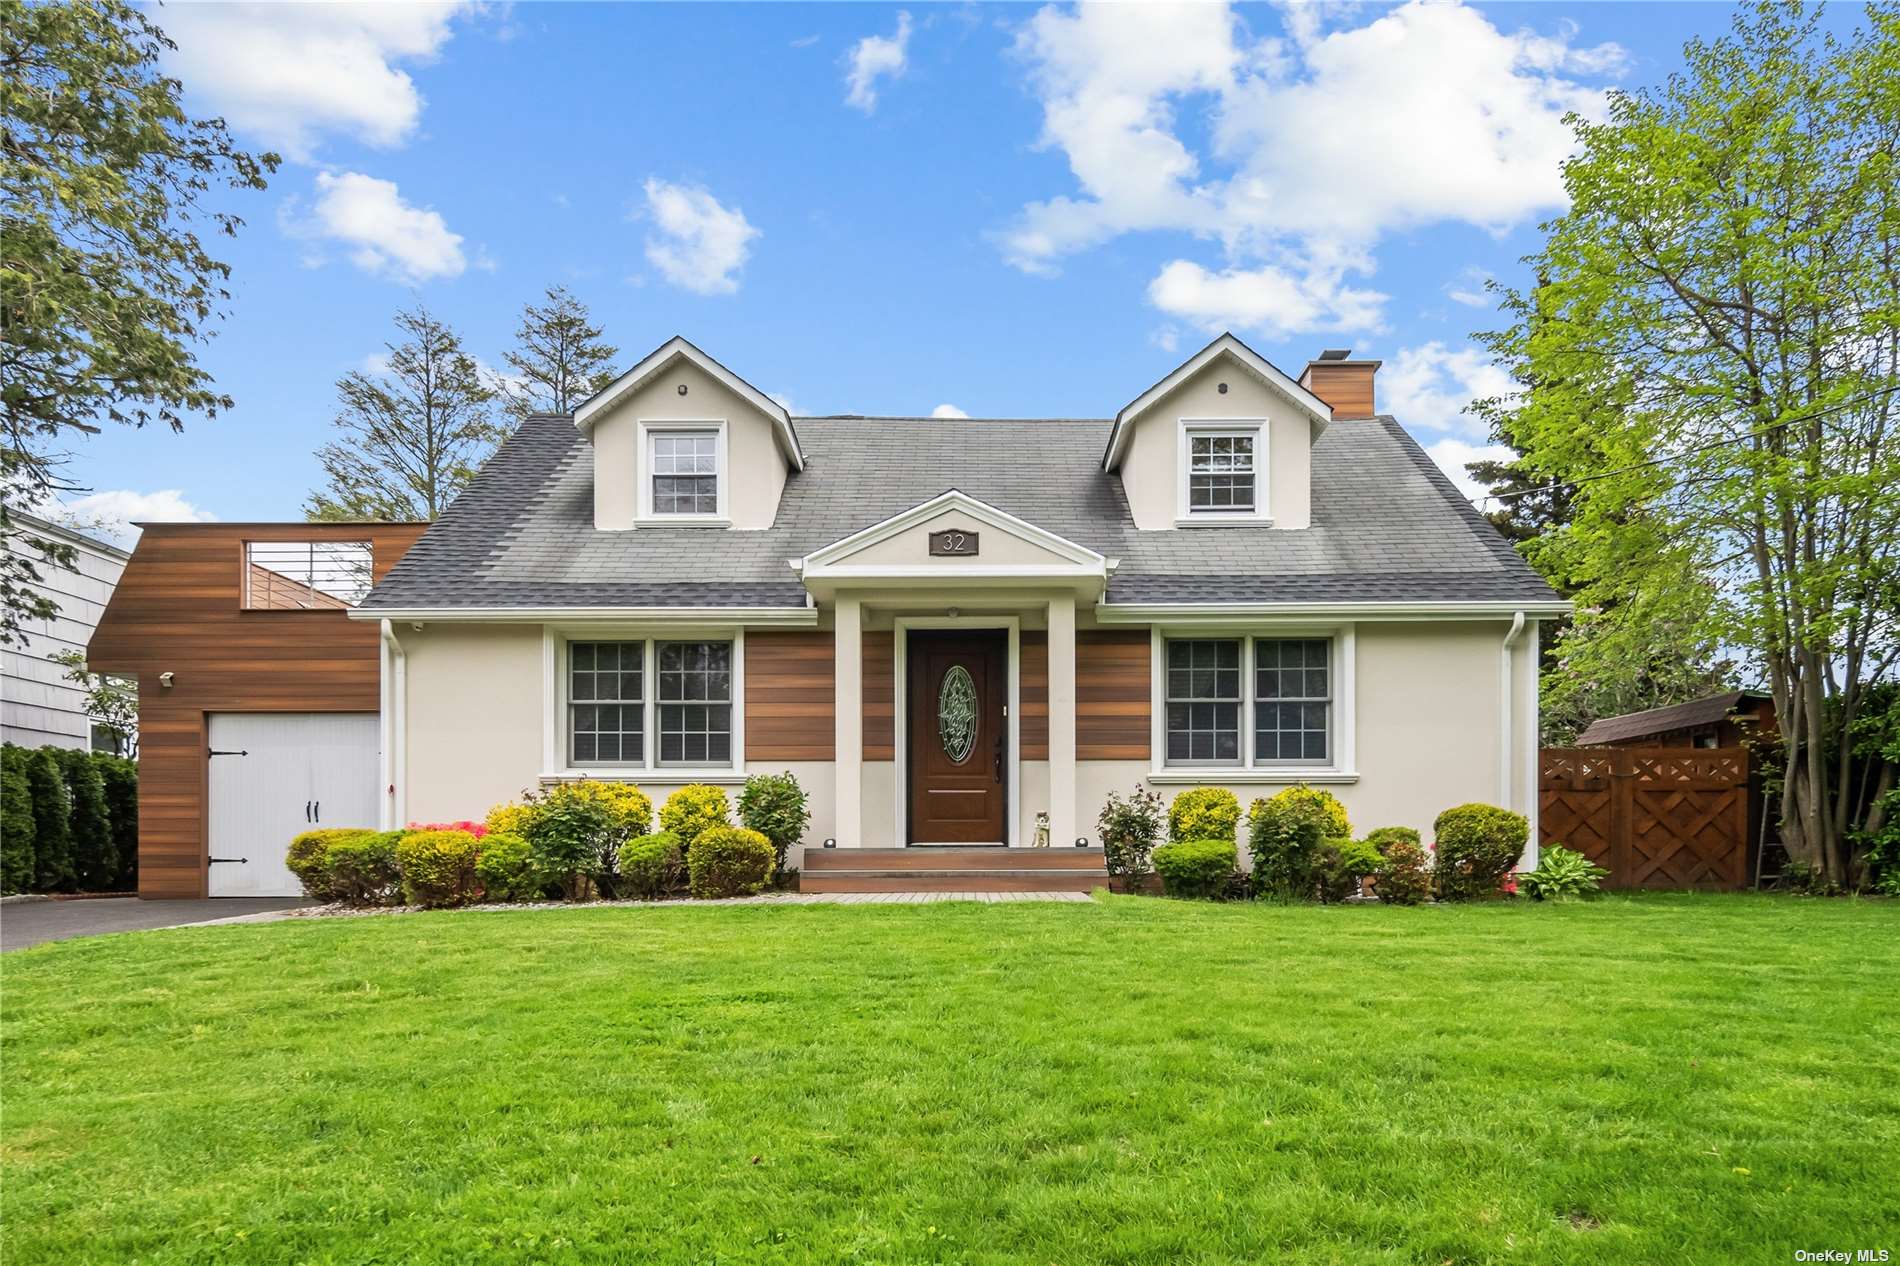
1794;1252;1890;1263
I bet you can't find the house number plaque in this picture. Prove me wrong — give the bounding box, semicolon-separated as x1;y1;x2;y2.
928;529;979;557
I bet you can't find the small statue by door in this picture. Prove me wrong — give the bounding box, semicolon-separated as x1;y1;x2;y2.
1033;811;1051;848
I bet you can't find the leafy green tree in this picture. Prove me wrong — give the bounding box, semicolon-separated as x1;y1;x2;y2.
50;649;137;755
1482;2;1900;885
23;747;71;891
1;0;276;640
55;748;114;890
305;306;499;522
501;286;619;420
0;746;36;893
96;754;138;889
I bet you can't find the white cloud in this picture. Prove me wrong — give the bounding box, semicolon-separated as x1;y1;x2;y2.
791;34;821;49
641;178;760;296
1445;267;1494;308
1425;437;1516;505
1148;257;1387;338
1001;0;1623;335
930;404;969;418
290;171;468;283
49;490;217;547
845;11;913;112
156;3;472;162
1382;342;1517;437
768;392;803;416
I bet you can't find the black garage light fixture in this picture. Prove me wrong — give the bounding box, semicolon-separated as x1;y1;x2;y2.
823;838;836;848
1075;838;1089;848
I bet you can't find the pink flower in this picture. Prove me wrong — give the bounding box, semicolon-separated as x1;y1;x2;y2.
407;819;489;838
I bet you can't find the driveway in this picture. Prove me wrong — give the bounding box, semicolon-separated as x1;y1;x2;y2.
1;898;307;952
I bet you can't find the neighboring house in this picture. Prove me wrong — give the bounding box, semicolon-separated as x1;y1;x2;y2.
1576;691;1776;750
88;523;426;897
348;333;1566;891
1;510;131;752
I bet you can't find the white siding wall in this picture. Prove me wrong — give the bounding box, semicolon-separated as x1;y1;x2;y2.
1;515;129;750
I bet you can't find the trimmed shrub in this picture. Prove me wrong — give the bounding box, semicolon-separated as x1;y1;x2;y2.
1247;794;1331;900
473;833;538;902
96;754;138;890
1374;838;1432;905
523;791;613;901
1099;786;1165;880
549;781;653;835
485;799;539;839
618;830;686;900
1262;785;1352;841
326;831;404;906
661;784;731;852
1168;787;1241;844
286;828;374;902
1364;825;1422;852
687;825;775;898
1433;803;1529;901
1152;837;1237;899
397;829;483;908
1316;837;1384;903
1;750;35;895
24;747;73;892
738;771;809;879
1519;843;1609;901
56;749;115;890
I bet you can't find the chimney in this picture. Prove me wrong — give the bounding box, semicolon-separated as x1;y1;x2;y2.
1298;348;1380;420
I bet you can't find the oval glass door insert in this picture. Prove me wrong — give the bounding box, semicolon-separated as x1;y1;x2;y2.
938;665;978;763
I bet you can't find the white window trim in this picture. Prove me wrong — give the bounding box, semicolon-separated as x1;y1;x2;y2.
1175;418;1271;526
636;418;730;526
1147;623;1357;783
541;625;746;781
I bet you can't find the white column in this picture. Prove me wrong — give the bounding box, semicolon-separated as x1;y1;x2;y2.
1047;593;1077;849
833;594;862;847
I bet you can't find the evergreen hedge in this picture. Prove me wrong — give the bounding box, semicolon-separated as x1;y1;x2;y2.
1;743;138;894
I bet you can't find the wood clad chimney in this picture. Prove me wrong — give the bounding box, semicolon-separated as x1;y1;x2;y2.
1298;349;1380;420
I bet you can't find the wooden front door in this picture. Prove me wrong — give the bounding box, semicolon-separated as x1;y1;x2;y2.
907;630;1008;843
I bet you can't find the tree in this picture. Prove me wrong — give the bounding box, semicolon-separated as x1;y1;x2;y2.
1;0;276;640
305;306;500;522
1483;2;1900;886
50;648;137;756
23;746;71;891
55;748;114;890
501;286;619;419
0;747;35;894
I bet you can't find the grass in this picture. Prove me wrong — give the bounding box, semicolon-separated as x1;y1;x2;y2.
2;894;1896;1265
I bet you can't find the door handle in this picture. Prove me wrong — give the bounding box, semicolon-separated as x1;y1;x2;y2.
305;800;312;822
314;800;320;823
993;734;1003;784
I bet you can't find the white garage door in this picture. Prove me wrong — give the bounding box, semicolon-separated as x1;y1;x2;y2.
207;713;381;897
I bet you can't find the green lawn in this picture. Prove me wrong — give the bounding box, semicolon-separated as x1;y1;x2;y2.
2;895;1896;1265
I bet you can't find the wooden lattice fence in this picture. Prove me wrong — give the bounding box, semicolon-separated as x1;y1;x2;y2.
1540;747;1751;890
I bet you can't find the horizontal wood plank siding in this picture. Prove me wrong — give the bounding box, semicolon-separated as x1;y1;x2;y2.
863;630;895;760
1021;632;1049;760
744;632;834;761
87;523;426;898
1078;629;1151;760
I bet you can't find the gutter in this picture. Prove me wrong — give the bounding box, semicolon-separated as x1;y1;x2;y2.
380;619;407;829
1093;599;1571;622
349;605;818;626
1500;611;1527;809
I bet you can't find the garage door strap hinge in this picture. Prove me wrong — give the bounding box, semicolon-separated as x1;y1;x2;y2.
207;857;249;864
206;748;249;757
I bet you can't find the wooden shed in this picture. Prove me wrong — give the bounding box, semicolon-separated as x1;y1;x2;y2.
87;523;425;898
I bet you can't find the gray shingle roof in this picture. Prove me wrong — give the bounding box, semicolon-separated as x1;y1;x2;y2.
360;412;1558;611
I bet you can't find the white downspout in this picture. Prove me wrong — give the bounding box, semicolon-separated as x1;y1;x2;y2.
380;619;407;829
1499;610;1526;811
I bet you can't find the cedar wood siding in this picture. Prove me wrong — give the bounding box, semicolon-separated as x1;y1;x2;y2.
744;631;835;761
86;523;426;898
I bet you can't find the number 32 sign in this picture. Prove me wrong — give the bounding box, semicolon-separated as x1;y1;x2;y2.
928;529;979;557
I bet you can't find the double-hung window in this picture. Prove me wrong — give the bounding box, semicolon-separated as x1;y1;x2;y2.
568;638;733;769
1187;432;1256;513
649;428;721;517
1164;636;1333;767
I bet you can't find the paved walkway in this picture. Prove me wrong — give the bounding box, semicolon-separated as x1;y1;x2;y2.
0;898;309;952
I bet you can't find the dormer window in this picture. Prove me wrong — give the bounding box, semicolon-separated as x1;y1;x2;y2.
638;420;729;523
1176;419;1270;525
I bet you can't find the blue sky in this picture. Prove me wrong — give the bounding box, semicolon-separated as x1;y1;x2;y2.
54;2;1789;536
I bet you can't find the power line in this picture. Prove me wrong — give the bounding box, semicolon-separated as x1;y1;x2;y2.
1472;382;1900;506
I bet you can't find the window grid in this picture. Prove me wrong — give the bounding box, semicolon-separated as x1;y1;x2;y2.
651;431;719;515
1188;432;1255;512
1164;636;1336;768
656;641;733;766
1254;638;1330;762
569;641;644;764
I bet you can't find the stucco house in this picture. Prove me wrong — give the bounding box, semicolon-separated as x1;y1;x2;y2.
351;333;1565;888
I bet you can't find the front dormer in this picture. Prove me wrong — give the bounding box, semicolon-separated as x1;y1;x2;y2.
1103;333;1341;531
574;336;803;531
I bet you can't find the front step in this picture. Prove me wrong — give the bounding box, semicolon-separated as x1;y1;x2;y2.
798;846;1108;893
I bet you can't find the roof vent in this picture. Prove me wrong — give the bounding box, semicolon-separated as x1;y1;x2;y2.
1317;348;1352;361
